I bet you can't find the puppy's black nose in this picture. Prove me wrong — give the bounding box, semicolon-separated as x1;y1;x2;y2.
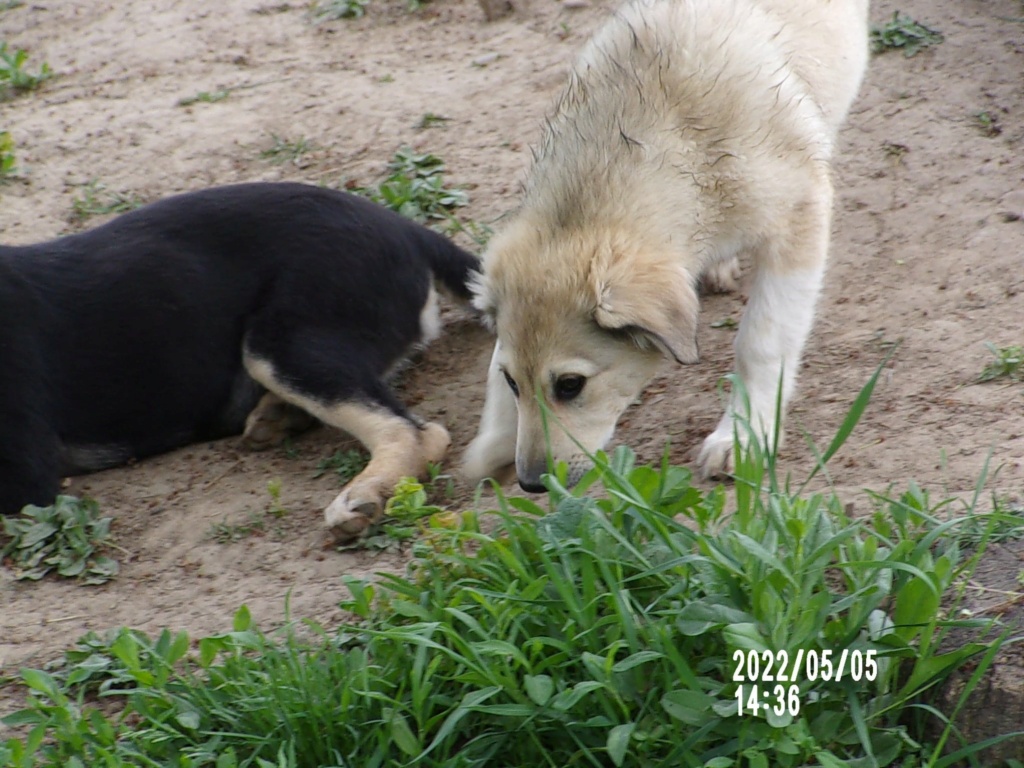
518;477;547;494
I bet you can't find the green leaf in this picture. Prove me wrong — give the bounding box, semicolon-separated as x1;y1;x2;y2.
524;674;554;706
606;722;635;767
389;711;421;757
612;650;664;672
232;604;251;632
661;689;715;726
19;521;57;548
676;601;755;635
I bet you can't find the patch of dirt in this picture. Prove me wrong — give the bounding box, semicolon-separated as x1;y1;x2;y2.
1;0;1023;733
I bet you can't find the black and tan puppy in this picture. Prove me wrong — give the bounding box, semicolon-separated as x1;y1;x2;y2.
0;182;479;541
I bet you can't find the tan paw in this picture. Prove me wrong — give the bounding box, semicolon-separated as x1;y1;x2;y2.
419;422;452;465
242;397;316;451
324;488;383;544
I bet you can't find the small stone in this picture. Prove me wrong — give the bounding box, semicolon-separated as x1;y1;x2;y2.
998;189;1024;222
472;52;500;67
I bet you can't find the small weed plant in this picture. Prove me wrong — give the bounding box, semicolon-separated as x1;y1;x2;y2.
177;89;230;106
210;482;291;543
978;342;1023;383
353;146;468;224
3;373;1022;765
71;180;143;221
259;134;314;166
312;449;368;483
0;41;51;97
870;12;944;57
311;0;370;21
0;129;16;181
0;496;119;584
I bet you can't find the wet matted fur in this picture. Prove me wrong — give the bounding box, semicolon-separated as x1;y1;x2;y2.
0;182;479;540
463;0;870;490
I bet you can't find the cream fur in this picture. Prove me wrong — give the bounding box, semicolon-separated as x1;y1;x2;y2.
464;0;869;487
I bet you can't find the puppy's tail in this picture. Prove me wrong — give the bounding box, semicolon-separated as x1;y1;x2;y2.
420;230;482;305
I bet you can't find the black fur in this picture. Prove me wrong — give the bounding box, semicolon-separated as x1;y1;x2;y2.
0;182;480;514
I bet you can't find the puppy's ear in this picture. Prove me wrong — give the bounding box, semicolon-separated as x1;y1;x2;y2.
592;260;700;364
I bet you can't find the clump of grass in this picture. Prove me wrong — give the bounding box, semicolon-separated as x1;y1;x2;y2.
3;371;1021;765
311;0;369;20
177;89;230;107
259;133;315;166
0;496;119;584
210;513;266;544
209;481;291;543
0;41;52;97
352;146;468;224
346;146;491;246
417;112;451;129
265;478;288;519
870;12;944;57
973;110;1002;137
978;342;1023;382
0;1;25;11
312;448;368;483
71;180;144;221
0;129;16;181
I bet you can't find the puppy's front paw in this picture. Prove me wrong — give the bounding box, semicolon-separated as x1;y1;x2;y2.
462;434;516;487
696;429;737;480
324;488;383;544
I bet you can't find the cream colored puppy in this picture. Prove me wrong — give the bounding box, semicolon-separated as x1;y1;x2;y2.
463;0;869;490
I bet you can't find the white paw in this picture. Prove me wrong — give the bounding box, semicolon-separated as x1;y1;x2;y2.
696;426;738;480
462;433;516;487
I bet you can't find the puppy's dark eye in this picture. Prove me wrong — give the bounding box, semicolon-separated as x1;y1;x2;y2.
554;375;586;402
502;370;520;398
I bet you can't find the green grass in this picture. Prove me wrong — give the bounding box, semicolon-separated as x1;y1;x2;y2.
870;12;944;57
2;375;1022;766
0;496;119;584
177;89;231;107
70;180;144;221
0;41;52;98
352;146;468;223
209;481;291;543
978;343;1023;383
350;146;492;246
312;449;369;483
259;134;315;166
311;0;370;21
973;111;1002;138
0;129;16;181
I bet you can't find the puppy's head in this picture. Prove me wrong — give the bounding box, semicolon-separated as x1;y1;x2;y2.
473;221;700;490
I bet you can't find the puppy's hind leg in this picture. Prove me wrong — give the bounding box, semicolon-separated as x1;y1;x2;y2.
318;403;450;542
462;340;518;486
242;392;317;451
697;193;832;478
699;255;742;295
244;348;449;542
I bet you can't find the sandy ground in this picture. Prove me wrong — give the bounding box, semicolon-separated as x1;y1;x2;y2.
1;0;1023;720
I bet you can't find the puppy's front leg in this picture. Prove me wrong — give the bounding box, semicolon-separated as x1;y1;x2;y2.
320;406;451;542
462;340;518;486
697;199;831;478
